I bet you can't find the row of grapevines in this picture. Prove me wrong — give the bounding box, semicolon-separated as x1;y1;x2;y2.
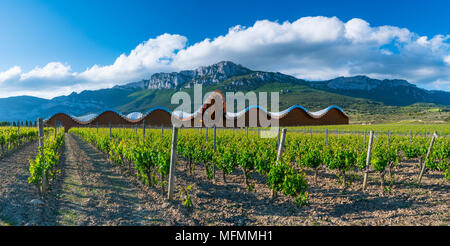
284;132;449;192
70;126;449;205
28;128;65;193
172;129;309;206
70;127;310;206
0;127;40;157
70;127;172;193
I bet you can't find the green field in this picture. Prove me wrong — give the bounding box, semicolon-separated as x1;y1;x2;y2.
288;123;450;135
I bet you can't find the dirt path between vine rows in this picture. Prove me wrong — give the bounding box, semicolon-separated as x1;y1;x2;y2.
0;141;46;225
1;133;449;226
54;133;450;226
39;133;191;225
0;133;199;226
172;158;449;226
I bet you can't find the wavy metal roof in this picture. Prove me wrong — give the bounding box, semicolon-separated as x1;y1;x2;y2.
46;104;346;123
225;105;347;118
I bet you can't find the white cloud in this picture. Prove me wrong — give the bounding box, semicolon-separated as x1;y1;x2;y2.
172;16;348;70
0;15;449;99
429;79;450;91
344;18;412;44
172;16;449;87
20;62;75;80
79;33;187;83
417;36;430;46
444;55;450;65
380;49;393;55
0;66;22;83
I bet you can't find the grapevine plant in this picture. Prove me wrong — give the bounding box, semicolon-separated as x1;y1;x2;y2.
69;126;450;207
28;127;64;194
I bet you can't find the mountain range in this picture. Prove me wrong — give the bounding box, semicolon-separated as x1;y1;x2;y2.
0;61;449;122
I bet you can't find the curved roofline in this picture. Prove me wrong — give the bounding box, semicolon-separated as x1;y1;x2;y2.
143;107;173;116
45;104;347;124
225;104;347;119
81;109;128;124
45;107;174;124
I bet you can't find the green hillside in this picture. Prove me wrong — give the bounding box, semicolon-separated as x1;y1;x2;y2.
116;78;450;124
1;64;448;124
117;80;374;113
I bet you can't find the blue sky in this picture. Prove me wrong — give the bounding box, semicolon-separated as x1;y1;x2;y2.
0;0;449;98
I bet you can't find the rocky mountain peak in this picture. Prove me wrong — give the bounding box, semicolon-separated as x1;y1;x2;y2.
143;61;253;89
194;61;252;78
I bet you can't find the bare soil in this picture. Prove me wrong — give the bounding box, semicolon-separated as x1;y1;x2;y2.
43;133;179;225
164;157;449;226
0;141;47;225
0;133;448;226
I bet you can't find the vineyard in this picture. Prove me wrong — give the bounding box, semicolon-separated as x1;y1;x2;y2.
69;126;449;204
290;124;450;136
28;127;65;195
0;127;39;157
0;124;449;225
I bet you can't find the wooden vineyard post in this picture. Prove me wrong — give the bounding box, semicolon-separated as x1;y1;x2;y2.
143;120;146;143
162;124;164;137
362;130;374;191
38;118;48;194
276;129;287;163
205;127;208;142
213;126;217;150
96;122;99;135
167;127;179;201
272;128;287;199
387;130;394;182
325;129;328;147
54;120;57;138
212;126;217;179
109;122;112;140
418;131;437;186
246;127;249;139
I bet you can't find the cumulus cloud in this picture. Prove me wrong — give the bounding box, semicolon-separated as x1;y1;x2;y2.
172;16;449;86
0;16;449;98
172;16;349;71
79;34;187;83
20;62;75;80
0;66;21;83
